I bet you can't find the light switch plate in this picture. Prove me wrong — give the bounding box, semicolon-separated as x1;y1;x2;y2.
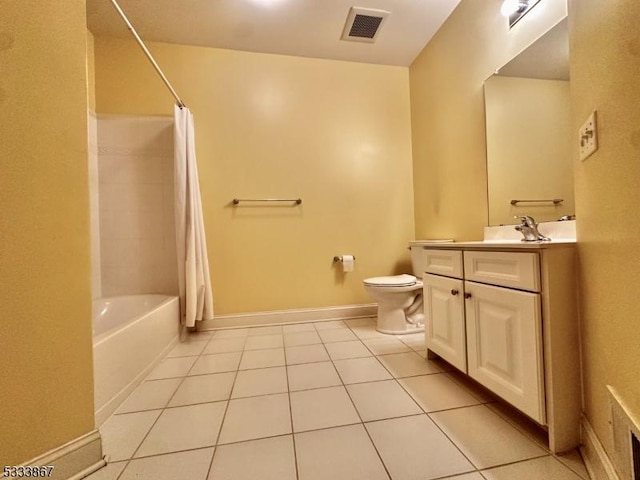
579;111;598;161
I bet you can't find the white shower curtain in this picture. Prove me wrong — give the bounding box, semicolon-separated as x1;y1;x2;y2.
174;105;214;327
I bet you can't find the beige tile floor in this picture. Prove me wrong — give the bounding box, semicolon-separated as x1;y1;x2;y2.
88;317;590;480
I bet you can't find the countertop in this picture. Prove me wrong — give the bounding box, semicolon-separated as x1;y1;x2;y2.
413;240;576;250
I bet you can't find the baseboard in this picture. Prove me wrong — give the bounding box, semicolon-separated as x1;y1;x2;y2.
580;415;622;480
198;303;377;330
94;335;179;426
10;430;105;480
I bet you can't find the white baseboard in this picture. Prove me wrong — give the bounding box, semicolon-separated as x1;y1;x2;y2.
11;430;105;480
580;415;621;480
198;303;377;330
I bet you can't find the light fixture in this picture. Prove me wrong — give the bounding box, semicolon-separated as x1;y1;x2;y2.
501;0;526;16
501;0;541;28
249;0;287;7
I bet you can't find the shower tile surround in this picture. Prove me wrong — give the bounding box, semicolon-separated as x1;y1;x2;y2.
88;113;101;299
96;115;178;296
92;318;589;480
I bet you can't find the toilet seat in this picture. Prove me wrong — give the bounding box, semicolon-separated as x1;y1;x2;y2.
363;274;417;287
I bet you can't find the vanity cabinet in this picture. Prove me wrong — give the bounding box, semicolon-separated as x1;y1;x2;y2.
464;281;545;424
422;244;580;453
423;274;466;371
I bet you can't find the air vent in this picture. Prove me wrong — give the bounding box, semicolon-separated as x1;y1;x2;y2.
341;7;389;43
609;386;640;479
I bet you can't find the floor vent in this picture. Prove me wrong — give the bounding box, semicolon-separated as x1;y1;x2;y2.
341;7;389;43
609;386;640;479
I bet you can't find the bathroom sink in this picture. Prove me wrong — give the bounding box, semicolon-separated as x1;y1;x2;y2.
416;221;576;249
417;239;576;250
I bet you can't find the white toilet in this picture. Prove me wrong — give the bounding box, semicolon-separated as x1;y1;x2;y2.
363;241;449;335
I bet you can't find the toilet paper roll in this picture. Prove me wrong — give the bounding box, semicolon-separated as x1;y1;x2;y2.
341;255;354;272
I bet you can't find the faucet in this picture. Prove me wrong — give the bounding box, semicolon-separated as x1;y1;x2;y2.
514;216;551;242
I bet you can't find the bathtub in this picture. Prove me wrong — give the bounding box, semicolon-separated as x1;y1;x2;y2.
93;295;180;425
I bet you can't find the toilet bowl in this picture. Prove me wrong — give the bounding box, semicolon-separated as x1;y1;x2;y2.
363;274;424;334
363;240;452;335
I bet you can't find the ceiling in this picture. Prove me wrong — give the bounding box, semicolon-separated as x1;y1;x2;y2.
87;0;461;67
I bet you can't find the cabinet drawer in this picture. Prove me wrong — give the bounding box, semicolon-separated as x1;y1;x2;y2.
423;249;463;279
463;251;540;292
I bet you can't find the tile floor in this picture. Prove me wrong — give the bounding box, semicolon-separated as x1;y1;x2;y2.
88;317;590;480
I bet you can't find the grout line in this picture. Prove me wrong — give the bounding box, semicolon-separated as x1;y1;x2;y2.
204;333;246;479
108;333;218;478
444;369;499;404
361;412;427;426
362;332;486;475
208;431;293;449
113;444;215;463
552;452;590;480
283;341;300;480
425;402;498;471
102;320;588;479
425;402;554;474
112;459;130;479
477;453;555;473
482;401;550;451
319;332;393;480
122;333;220;465
421;469;479;480
554;455;590;480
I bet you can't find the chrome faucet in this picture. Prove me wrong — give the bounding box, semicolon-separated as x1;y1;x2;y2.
514;215;551;242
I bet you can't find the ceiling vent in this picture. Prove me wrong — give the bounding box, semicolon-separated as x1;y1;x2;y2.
341;7;390;43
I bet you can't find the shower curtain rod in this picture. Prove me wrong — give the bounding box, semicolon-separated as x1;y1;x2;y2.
108;0;186;108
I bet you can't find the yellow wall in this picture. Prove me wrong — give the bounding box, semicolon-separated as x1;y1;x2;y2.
94;37;415;314
569;0;640;459
409;0;567;240
0;0;95;465
87;29;96;112
485;76;573;224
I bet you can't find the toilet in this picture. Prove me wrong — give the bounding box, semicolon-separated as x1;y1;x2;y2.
363;240;450;335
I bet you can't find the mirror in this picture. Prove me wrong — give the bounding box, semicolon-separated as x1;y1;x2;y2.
484;19;574;226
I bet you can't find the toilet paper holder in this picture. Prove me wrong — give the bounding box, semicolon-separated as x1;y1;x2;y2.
333;255;356;263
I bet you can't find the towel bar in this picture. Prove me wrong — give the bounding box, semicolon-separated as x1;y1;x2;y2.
232;198;302;205
511;199;563;206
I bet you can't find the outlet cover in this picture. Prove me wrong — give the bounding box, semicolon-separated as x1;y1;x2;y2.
579;111;598;161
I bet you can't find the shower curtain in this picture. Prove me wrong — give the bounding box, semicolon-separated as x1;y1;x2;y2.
174;105;214;327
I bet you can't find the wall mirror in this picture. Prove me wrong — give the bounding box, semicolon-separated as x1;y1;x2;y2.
484;18;574;226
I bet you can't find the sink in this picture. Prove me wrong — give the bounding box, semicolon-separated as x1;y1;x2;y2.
484;220;576;243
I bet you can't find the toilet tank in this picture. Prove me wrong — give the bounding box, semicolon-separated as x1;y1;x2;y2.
409;240;454;279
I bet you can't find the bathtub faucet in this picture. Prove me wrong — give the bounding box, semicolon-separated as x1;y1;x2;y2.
514;215;550;242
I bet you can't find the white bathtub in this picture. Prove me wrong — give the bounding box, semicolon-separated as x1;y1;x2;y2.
93;295;180;425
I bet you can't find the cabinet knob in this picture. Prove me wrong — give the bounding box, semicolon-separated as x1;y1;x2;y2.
450;289;459;296
464;292;472;299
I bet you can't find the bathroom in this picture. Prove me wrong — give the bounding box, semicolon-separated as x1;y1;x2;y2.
2;0;640;480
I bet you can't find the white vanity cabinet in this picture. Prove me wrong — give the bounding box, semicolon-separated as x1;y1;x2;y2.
422;244;580;453
423;273;466;371
464;280;545;424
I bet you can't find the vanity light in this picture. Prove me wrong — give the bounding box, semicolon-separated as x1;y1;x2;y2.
501;0;541;28
501;0;527;16
249;0;287;7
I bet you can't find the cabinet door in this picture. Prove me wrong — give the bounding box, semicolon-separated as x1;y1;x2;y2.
465;281;545;423
423;274;466;372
